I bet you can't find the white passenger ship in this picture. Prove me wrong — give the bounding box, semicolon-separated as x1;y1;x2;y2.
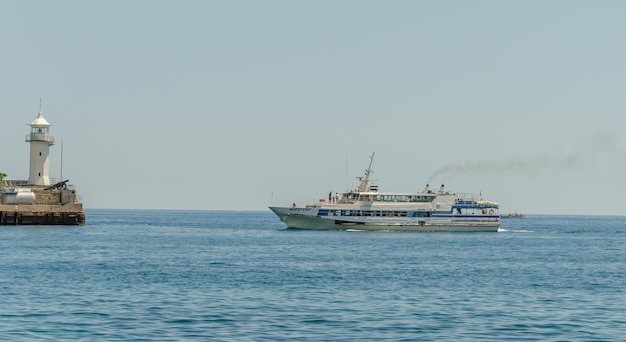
269;153;500;232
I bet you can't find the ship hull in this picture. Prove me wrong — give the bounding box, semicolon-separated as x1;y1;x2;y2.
269;206;499;232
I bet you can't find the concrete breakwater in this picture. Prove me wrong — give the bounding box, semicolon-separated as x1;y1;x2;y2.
0;186;85;225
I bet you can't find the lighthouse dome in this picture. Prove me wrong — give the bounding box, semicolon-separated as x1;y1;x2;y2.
30;112;50;127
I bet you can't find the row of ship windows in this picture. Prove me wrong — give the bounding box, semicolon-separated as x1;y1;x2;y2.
344;194;433;202
327;210;432;217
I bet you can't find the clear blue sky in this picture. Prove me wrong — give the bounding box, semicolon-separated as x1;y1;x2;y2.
2;1;625;214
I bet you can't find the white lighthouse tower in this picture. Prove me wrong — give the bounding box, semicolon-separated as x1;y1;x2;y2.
26;110;55;186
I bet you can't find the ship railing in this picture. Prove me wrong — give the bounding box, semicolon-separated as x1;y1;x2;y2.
455;192;479;200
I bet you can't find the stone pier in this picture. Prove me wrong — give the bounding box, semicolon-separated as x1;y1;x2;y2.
0;186;85;225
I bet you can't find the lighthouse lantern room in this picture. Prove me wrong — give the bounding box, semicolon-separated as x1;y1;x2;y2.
26;111;55;186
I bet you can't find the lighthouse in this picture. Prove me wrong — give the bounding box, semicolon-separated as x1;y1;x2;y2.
26;111;55;186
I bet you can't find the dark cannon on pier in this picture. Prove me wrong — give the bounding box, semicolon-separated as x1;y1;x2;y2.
46;180;69;190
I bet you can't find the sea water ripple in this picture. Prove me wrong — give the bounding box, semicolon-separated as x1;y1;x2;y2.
0;210;625;340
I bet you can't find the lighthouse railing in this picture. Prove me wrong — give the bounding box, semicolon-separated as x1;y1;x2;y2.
26;133;55;144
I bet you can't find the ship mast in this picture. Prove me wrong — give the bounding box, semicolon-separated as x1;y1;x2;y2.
355;151;375;192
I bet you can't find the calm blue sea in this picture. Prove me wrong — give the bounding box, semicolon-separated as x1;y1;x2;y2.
1;210;625;341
